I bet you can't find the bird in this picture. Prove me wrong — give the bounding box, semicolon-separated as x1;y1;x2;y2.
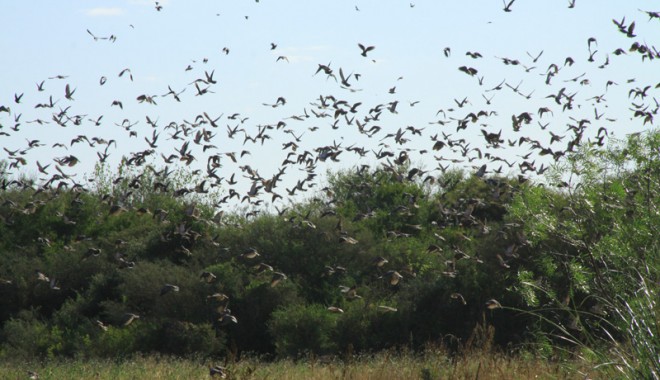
526;50;544;63
241;247;260;259
207;293;230;303
339;235;359;244
49;278;61;291
270;271;287;287
475;164;487;178
339;285;362;300
65;84;76;100
218;311;238;325
587;37;597;50
200;271;217;283
253;262;274;273
377;305;398;312
358;43;375;57
210;365;227;378
458;66;478;76
503;0;515;12
108;205;127;216
496;254;511;269
372;256;389;267
160;283;180;295
82;247;102;260
485;299;502;309
382;270;403;286
118;68;133;81
96;320;109;331
122;313;140;326
35;270;49;282
451;293;467;305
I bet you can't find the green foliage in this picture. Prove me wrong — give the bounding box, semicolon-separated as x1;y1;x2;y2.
332;303;375;351
507;184;557;245
91;324;145;358
0;316;52;359
268;304;338;357
515;270;540;308
1;132;659;366
233;281;301;353
155;321;222;357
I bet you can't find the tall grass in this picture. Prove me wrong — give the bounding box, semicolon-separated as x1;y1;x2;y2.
518;267;660;380
598;273;660;380
0;349;600;380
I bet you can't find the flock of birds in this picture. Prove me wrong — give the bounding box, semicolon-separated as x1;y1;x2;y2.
2;2;660;379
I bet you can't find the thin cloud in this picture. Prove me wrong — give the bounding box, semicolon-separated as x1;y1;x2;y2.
85;7;124;17
127;0;171;6
274;54;315;64
143;75;161;83
274;45;331;64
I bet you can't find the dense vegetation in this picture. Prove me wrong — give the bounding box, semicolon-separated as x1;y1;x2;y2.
0;131;658;379
0;350;599;380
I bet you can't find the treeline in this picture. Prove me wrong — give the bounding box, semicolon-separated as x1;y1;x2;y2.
0;133;657;373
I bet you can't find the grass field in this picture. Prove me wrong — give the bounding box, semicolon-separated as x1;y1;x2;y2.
0;350;602;380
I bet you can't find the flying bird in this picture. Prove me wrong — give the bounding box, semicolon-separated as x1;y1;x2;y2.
485;299;502;309
65;84;76;100
358;43;375;57
458;66;478;76
160;283;180;295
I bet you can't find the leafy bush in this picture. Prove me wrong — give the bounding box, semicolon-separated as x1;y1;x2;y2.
268;304;339;357
1;132;659;365
155;321;223;357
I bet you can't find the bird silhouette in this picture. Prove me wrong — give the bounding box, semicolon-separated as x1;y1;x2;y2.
160;283;180;295
210;365;227;378
122;313;140;326
485;299;502;309
358;43;375;57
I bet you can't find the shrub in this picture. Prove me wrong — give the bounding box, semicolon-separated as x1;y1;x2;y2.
155;321;223;357
0;312;57;359
268;304;338;357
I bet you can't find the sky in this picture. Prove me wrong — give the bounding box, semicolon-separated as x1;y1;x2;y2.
0;1;658;212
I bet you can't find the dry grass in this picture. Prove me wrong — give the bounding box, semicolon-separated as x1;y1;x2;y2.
0;349;602;380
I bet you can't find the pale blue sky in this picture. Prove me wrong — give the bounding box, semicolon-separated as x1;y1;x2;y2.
1;1;658;207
